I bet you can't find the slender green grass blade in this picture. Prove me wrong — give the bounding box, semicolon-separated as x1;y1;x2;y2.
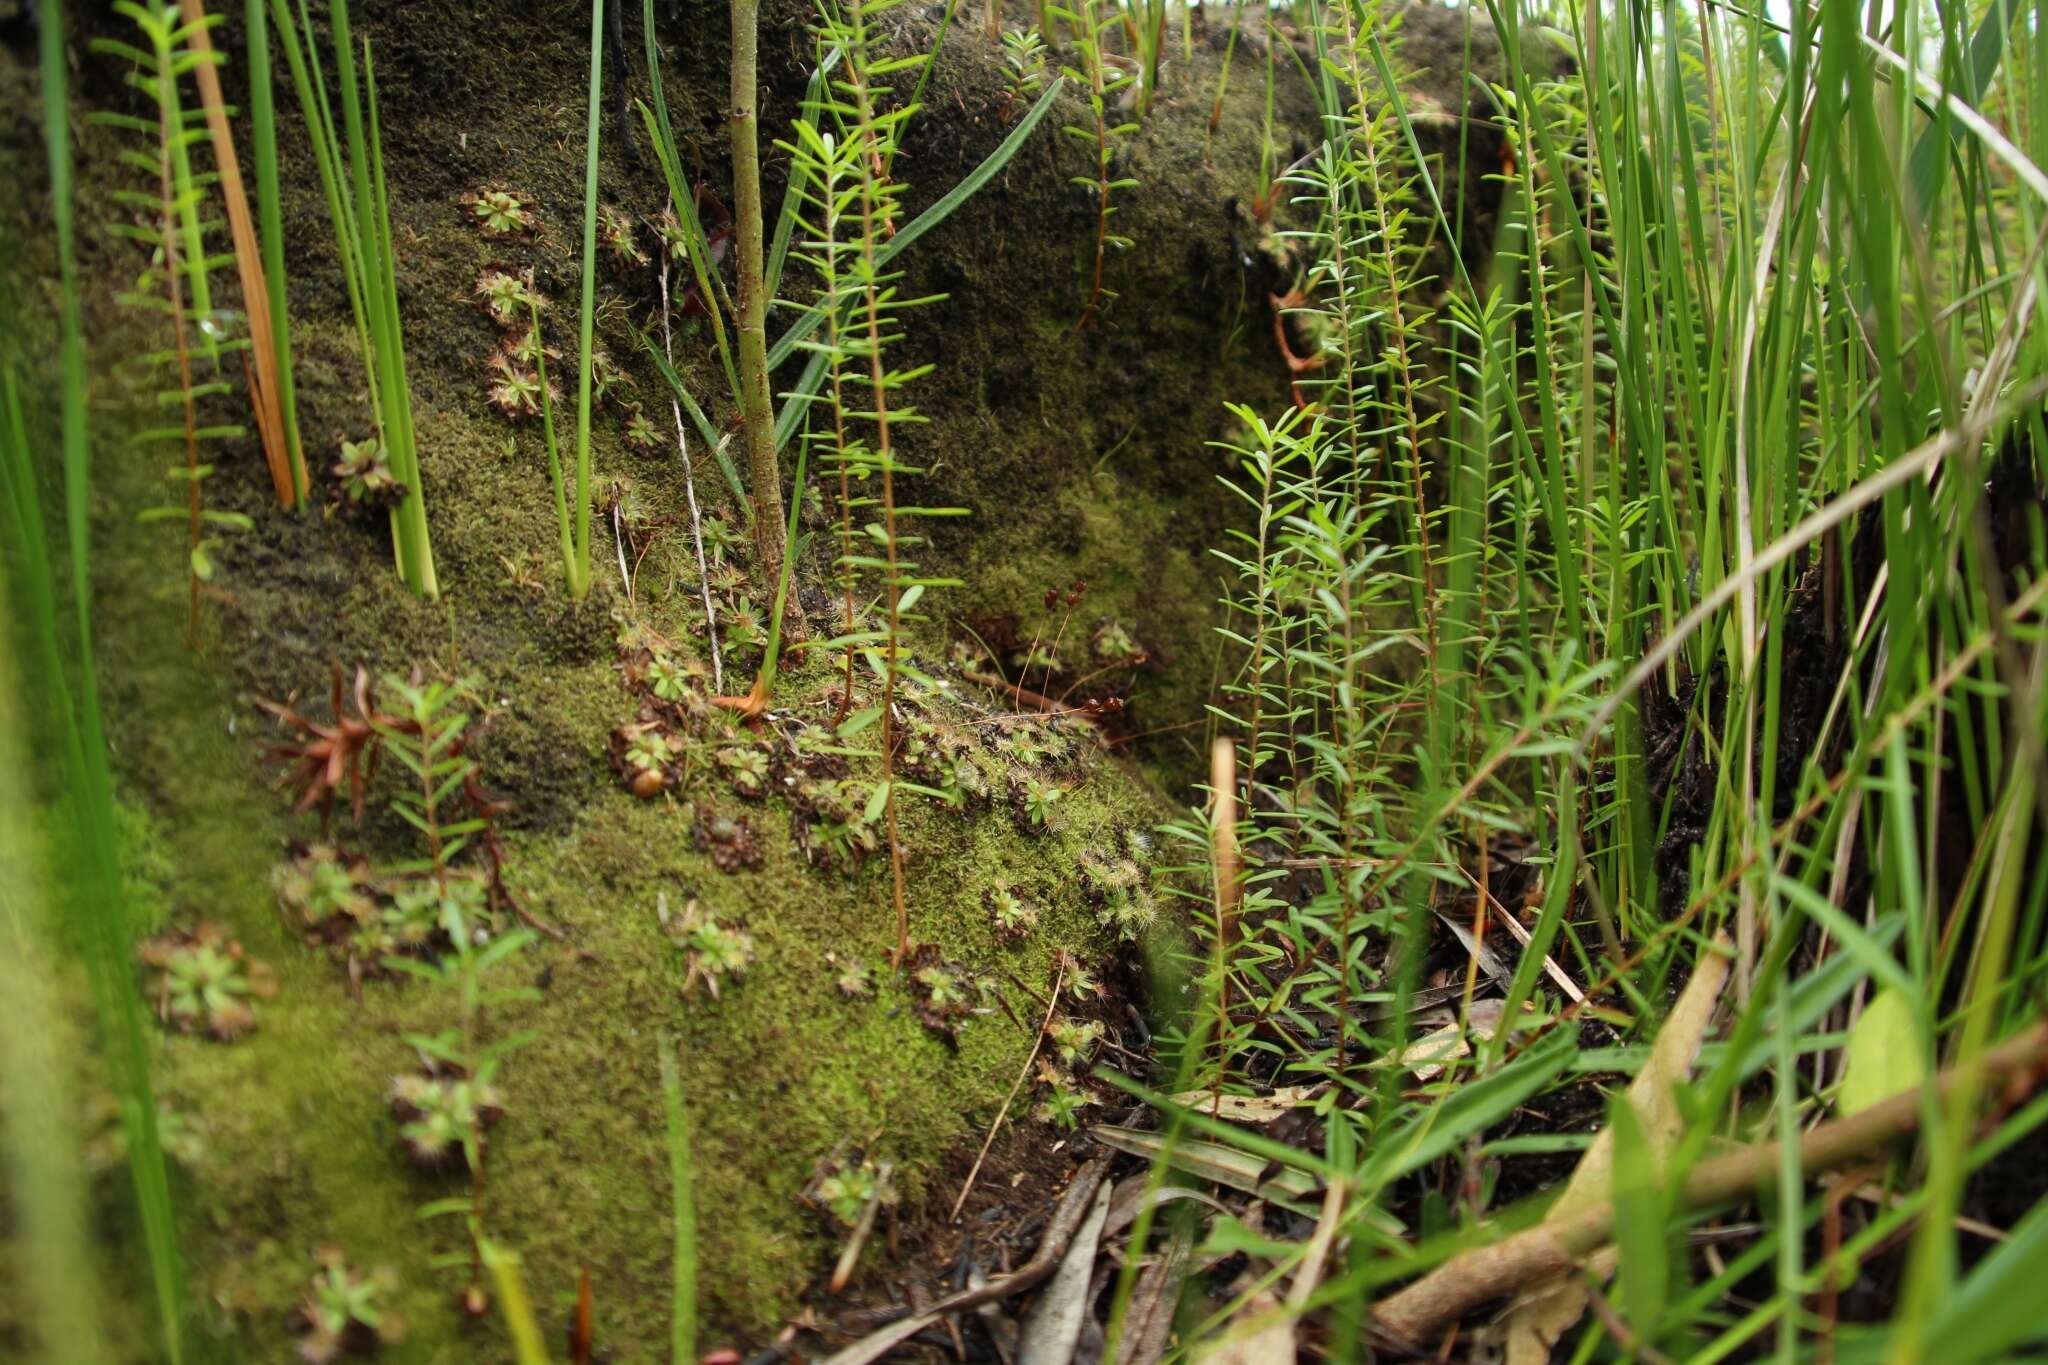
661;1032;698;1364
38;4;185;1353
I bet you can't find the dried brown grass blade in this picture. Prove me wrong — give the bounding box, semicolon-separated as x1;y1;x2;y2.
178;0;303;507
1374;1017;2048;1347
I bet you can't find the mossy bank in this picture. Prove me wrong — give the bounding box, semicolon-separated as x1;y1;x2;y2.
0;0;1527;1357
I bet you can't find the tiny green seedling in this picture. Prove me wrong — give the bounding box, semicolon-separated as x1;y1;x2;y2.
1036;1069;1094;1131
716;745;772;799
1049;1017;1104;1068
1000;28;1049;121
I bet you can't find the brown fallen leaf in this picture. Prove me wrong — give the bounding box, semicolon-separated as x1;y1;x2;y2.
1017;1178;1113;1364
1502;939;1731;1363
1163;1085;1321;1124
1192;1282;1295;1365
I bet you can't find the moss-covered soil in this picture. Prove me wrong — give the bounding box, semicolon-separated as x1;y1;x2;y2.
1;0;1517;1356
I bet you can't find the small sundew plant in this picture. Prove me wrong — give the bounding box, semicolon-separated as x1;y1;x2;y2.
273;844;376;929
500;323;559;370
696;510;740;563
473;268;545;328
792;778;882;870
485;353;554;421
293;1248;404;1363
721;596;767;653
389;1071;504;1172
647;654;694;703
943;749;993;808
811;1156;892;1227
1048;1017;1104;1068
829;952;875;999
461;186;539;239
716;745;772;799
1058;951;1102;1004
352;882;446;963
587;344;631;407
1077;843;1155;940
1016;775;1064;832
1035;1068;1094;1131
621;404;663;454
1089;619;1146;666
331;437;405;511
912;960;975;1038
986;883;1041;942
598;201;648;266
656;893;756;999
140;926;275;1042
618;723;678;798
85;1096;207;1174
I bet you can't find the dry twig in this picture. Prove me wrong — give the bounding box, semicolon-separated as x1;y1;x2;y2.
1371;1019;2048;1347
